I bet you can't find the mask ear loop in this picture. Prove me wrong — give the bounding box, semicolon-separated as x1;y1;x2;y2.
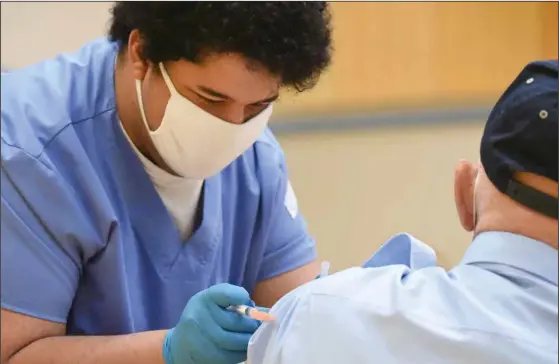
134;63;176;134
135;79;153;133
158;62;179;96
133;72;179;175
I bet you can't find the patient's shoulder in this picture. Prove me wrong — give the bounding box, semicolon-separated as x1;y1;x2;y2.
247;265;452;363
264;263;465;326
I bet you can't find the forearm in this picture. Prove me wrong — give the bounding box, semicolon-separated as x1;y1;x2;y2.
252;260;319;307
8;329;168;364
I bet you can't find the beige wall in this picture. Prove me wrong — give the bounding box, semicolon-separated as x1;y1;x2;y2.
3;2;556;115
277;2;558;116
278;122;483;271
1;2;113;69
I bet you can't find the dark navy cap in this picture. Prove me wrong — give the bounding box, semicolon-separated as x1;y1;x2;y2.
480;60;558;219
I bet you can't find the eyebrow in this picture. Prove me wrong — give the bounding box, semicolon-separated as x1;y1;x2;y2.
196;85;279;105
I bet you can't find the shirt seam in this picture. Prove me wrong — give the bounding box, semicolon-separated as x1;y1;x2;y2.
38;107;117;159
1;138;51;170
1;106;117;160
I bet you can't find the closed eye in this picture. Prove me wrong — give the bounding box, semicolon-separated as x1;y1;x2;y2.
197;94;226;105
249;97;278;109
249;102;270;108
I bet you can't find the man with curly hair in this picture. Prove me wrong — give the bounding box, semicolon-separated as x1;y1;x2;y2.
1;2;332;363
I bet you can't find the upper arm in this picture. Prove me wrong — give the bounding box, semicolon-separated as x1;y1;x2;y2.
248;265;490;364
1;146;84;357
248;283;312;364
252;260;318;307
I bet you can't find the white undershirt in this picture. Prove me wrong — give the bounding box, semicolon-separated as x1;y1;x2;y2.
119;123;203;240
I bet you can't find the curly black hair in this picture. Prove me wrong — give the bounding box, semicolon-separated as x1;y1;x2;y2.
108;2;332;92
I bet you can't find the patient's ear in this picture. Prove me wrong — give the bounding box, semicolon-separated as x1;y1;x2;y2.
454;160;477;232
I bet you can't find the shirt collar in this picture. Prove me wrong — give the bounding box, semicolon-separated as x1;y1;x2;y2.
461;231;558;286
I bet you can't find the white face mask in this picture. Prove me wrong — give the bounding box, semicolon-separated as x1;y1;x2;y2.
135;63;273;179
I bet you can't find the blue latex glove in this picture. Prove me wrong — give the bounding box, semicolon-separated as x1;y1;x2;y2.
163;283;263;364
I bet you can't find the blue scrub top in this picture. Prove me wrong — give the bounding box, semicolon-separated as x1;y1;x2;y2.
1;38;316;335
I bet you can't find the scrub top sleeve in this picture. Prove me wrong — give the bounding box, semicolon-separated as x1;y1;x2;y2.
257;159;317;282
1;150;82;324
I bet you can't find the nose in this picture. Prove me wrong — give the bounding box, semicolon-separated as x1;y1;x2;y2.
221;105;246;125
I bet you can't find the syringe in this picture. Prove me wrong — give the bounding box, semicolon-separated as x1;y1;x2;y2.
227;305;275;321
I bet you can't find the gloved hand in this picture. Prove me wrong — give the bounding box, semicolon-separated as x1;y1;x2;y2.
163;283;263;364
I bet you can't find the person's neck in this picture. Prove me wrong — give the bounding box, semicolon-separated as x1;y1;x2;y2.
114;57;178;176
475;210;558;250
